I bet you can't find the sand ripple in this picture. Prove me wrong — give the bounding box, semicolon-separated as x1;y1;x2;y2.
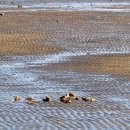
0;5;130;129
0;100;130;129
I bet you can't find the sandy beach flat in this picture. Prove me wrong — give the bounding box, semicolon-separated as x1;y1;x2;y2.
0;1;130;129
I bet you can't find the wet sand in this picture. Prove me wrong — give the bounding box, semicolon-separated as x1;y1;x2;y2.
43;54;130;79
0;1;130;130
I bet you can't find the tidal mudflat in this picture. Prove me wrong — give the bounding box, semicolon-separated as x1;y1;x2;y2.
0;0;130;129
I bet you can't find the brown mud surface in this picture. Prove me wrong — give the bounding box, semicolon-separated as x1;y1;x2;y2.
0;5;130;130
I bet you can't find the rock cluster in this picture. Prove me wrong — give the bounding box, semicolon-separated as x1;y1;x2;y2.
14;92;96;104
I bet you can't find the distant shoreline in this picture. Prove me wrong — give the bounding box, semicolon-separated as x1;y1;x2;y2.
0;1;130;12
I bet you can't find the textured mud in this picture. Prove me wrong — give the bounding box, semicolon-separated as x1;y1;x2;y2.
0;1;130;130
